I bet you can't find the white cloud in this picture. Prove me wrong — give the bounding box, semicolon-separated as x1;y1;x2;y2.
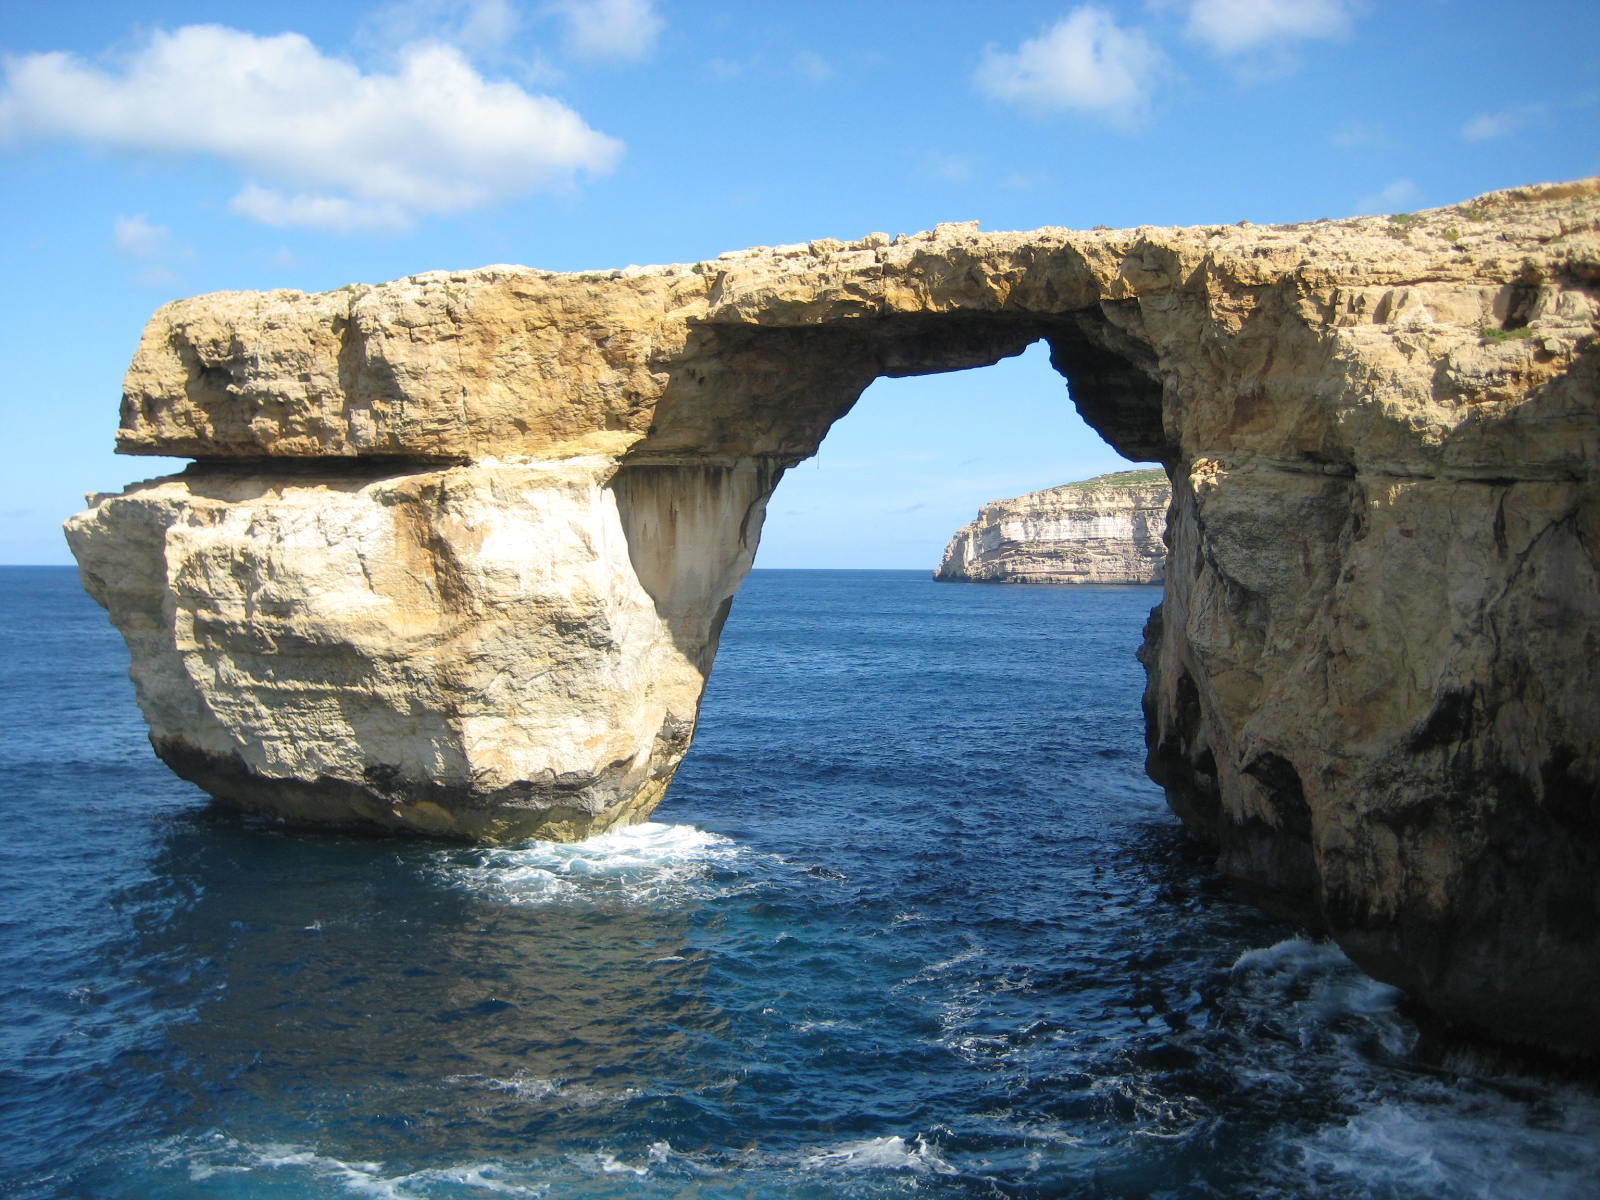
361;0;522;57
0;25;621;232
974;6;1167;126
1356;177;1422;215
1461;93;1598;143
1185;0;1354;56
548;0;663;63
230;185;411;233
111;213;186;289
112;213;170;258
1461;110;1525;142
357;0;559;84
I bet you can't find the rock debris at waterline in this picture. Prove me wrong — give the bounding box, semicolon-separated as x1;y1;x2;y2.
936;468;1170;584
66;179;1600;1061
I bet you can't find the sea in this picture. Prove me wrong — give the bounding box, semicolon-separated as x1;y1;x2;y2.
2;565;1597;1199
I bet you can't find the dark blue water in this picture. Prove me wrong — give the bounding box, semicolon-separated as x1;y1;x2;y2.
3;566;1596;1199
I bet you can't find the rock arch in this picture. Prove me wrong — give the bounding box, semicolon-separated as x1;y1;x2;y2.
68;182;1600;1058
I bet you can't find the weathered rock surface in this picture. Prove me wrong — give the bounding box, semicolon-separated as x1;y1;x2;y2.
68;180;1600;1060
68;458;769;840
935;468;1169;584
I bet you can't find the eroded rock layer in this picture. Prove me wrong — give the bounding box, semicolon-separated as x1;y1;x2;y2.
68;180;1600;1059
935;468;1169;584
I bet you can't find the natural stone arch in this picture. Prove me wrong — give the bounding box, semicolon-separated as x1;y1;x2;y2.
68;182;1600;1059
610;311;1167;659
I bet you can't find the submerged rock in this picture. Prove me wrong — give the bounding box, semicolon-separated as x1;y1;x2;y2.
935;468;1169;584
67;180;1600;1060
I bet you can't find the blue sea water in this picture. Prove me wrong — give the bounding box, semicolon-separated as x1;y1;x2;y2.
2;565;1597;1199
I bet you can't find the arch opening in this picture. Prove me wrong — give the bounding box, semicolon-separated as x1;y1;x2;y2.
753;339;1155;571
628;308;1171;468
613;311;1172;674
611;322;1175;866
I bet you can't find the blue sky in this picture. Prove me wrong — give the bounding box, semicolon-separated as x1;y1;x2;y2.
2;0;1596;566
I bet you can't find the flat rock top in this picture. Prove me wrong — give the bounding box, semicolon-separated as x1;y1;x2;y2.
115;179;1600;463
966;470;1172;526
1032;468;1170;496
208;177;1599;300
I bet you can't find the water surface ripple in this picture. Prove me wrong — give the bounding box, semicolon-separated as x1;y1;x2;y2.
2;567;1595;1198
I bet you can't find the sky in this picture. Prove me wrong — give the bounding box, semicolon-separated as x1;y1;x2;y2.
1;0;1596;567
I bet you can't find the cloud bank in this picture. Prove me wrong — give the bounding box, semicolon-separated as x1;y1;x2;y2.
974;6;1167;126
0;24;622;232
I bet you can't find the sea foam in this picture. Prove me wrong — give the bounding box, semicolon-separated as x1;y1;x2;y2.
1295;1090;1600;1200
442;821;740;906
803;1134;957;1175
1231;936;1412;1057
176;1135;551;1198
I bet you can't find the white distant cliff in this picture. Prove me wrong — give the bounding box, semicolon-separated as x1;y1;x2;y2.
935;469;1169;584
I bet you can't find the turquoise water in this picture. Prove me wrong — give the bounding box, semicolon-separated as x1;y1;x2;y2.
2;566;1596;1198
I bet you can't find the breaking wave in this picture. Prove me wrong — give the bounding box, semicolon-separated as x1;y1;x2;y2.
439;821;743;906
1294;1089;1600;1200
802;1134;957;1175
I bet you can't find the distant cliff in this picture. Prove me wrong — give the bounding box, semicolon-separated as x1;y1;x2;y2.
935;469;1170;584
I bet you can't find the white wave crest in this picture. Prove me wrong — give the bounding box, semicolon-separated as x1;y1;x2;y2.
1231;936;1411;1056
445;821;740;906
444;1070;633;1108
1296;1090;1600;1200
569;1140;673;1175
177;1135;548;1197
803;1133;957;1175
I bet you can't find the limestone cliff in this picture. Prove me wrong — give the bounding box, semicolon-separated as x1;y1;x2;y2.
936;469;1169;584
67;180;1600;1060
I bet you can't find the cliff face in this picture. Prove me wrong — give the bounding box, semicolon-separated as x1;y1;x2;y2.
67;180;1600;1058
936;469;1169;584
68;459;765;841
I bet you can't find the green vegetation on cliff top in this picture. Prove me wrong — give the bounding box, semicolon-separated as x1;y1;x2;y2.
1056;468;1168;491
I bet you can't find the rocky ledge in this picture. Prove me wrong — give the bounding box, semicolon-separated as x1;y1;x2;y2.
935;468;1169;584
67;180;1600;1061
